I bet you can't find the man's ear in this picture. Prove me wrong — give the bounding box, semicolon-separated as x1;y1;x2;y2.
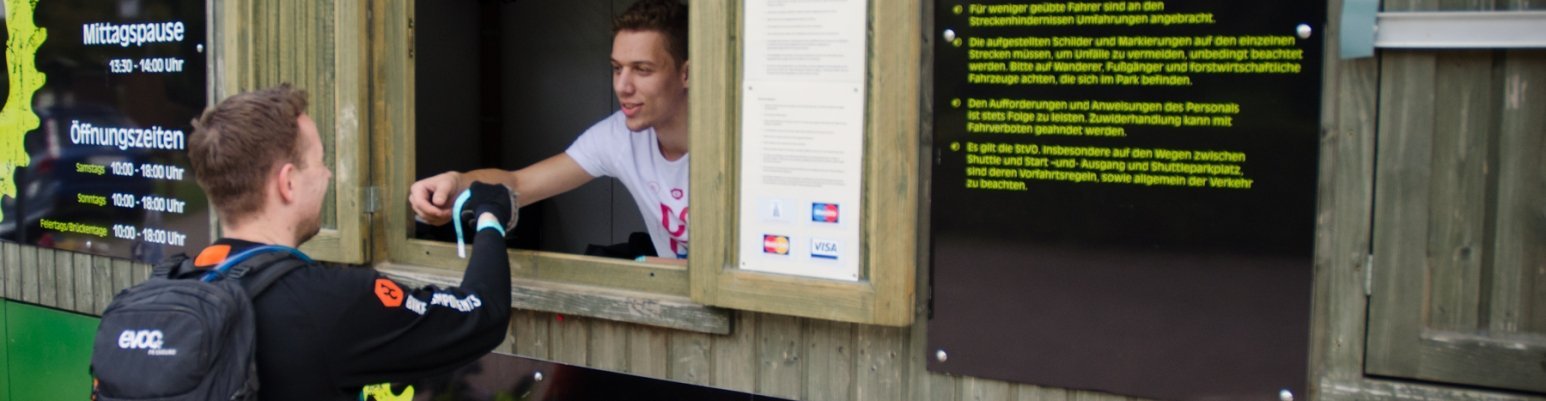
680;59;690;89
276;163;297;203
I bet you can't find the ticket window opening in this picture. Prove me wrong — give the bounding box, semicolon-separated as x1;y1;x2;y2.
413;1;653;258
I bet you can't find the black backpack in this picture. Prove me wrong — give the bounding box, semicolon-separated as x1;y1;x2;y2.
91;245;313;401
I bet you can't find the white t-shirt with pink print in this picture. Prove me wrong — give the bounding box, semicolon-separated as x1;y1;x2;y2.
565;111;689;259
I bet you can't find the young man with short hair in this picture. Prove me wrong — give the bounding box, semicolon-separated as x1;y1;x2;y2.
410;0;691;260
187;84;513;400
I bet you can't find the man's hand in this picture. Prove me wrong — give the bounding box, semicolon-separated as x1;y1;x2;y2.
409;155;592;227
409;171;465;226
464;182;518;233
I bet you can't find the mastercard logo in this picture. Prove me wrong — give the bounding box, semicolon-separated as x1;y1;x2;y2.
762;234;791;255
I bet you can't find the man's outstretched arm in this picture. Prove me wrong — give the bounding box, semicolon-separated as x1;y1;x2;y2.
408;153;594;225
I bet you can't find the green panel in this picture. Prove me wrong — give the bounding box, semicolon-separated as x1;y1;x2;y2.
5;301;98;401
1;299;9;401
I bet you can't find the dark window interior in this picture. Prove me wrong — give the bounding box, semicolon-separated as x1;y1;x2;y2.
414;0;647;256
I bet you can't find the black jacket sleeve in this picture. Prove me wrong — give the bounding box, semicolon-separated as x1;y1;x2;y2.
328;229;512;386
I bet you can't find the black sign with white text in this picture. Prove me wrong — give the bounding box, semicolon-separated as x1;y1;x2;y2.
0;0;209;262
928;0;1325;399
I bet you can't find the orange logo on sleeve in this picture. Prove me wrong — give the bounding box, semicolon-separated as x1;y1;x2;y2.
374;278;404;308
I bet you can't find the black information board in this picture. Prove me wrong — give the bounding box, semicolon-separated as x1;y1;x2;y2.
365;352;790;401
928;1;1323;400
0;0;209;262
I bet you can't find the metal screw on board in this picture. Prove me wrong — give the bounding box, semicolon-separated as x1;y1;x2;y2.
942;29;957;43
534;372;544;382
935;349;948;362
1296;24;1313;39
1278;389;1293;401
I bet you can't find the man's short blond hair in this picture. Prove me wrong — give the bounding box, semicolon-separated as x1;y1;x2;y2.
188;84;310;226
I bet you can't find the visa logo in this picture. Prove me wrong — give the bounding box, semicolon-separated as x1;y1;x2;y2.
811;238;839;260
811;203;839;223
763;234;790;255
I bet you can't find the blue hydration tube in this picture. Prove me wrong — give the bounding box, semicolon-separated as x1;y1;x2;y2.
202;245;314;282
452;189;473;258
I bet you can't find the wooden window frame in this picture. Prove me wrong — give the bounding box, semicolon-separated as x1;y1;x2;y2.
245;0;918;329
687;1;919;326
370;0;714;330
210;0;371;264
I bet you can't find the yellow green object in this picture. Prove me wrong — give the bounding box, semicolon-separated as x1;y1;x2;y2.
0;0;48;223
360;382;416;401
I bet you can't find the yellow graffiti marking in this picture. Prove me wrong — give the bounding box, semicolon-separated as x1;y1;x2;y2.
0;0;48;223
360;383;414;401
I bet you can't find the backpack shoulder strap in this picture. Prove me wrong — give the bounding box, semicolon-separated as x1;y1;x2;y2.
233;255;310;297
203;245;313;282
151;254;191;279
207;245;316;297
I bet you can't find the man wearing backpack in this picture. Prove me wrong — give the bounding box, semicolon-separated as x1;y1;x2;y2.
92;84;516;400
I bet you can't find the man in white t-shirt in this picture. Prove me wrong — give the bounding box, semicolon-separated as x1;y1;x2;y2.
409;0;690;261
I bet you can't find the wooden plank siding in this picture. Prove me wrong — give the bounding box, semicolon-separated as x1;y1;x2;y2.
19;241;1123;401
1492;51;1546;335
73;252;92;315
21;245;38;304
1360;0;1546;393
629;323;671;378
1335;0;1546;396
6;1;1546;401
2;246;152;314
7;242;1543;401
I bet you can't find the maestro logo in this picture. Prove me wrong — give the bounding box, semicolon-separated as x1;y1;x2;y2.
811;202;839;223
762;234;790;255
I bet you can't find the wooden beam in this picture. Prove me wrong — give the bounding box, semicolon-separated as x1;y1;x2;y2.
376;263;730;335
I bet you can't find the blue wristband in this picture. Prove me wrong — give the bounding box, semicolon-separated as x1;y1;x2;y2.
476;218;506;236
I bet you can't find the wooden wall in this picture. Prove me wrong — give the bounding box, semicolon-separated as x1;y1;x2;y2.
3;0;1545;400
0;243;144;318
0;239;1141;401
1313;0;1546;399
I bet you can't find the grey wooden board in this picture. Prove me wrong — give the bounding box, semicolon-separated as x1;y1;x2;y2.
757;314;802;399
804;319;853;401
627;324;669;378
20;246;36;303
92;256;112;314
73;255;91;314
855;325;904;401
588;319;628;372
552;314;589;366
1;243;10;299
712;311;756;392
38;248;56;308
669;331;711;385
1490;50;1546;334
1427;51;1494;332
55;251;73;312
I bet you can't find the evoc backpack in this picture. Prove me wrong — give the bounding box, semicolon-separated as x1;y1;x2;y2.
91;246;313;401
